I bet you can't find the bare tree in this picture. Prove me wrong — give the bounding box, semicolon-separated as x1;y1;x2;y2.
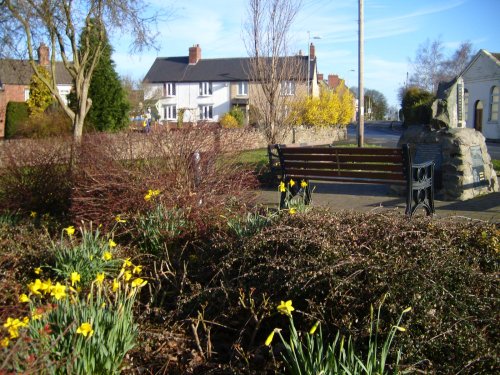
1;0;160;140
244;0;304;144
409;38;474;94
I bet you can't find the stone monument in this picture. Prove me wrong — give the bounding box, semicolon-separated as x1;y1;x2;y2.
399;78;498;201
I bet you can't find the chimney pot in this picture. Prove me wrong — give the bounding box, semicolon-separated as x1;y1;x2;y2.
189;44;201;65
38;43;49;66
309;43;316;60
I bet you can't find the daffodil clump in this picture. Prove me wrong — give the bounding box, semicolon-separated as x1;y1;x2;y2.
278;179;311;213
264;297;411;375
144;188;161;202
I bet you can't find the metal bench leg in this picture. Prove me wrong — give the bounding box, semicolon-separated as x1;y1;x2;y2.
406;162;435;218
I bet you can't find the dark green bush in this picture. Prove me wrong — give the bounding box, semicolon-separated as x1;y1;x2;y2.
5;102;29;138
184;210;499;374
229;107;245;126
402;87;434;125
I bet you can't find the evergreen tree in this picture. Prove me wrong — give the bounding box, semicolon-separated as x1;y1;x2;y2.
80;20;130;132
27;66;53;117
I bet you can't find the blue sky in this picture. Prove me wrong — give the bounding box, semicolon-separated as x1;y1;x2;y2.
111;0;500;109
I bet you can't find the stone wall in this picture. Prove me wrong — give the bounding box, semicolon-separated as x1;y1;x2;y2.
399;125;498;200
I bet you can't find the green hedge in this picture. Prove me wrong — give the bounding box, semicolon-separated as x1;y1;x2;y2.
5;101;29;138
402;87;434;125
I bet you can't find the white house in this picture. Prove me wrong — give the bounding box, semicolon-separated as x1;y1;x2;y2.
460;49;500;140
143;44;318;124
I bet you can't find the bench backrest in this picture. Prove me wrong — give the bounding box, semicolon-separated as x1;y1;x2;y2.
269;144;410;186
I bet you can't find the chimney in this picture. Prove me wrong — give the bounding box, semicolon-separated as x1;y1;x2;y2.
328;74;340;89
317;73;324;81
38;43;49;66
189;44;201;65
309;43;315;60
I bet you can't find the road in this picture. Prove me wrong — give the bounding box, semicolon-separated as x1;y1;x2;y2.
338;121;499;160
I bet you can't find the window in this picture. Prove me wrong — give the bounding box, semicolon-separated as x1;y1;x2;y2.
163;82;176;97
199;82;212;96
199;105;213;120
163;105;177;120
238;81;248;96
489;86;499;122
281;81;295;96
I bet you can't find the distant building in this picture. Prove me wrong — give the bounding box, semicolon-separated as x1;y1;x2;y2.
0;44;72;138
460;49;500;140
143;44;319;124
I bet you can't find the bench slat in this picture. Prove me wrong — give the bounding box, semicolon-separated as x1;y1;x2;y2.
284;161;404;172
281;154;403;163
286;174;407;185
280;147;403;156
285;168;406;181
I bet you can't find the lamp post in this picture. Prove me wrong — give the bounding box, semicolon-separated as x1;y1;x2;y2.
357;0;365;147
307;31;321;96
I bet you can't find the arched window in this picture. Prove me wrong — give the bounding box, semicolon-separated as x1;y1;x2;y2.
489;86;499;122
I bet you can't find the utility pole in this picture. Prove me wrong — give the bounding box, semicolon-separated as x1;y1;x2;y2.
357;0;364;147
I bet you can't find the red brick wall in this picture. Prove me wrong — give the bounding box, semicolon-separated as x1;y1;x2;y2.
0;84;26;138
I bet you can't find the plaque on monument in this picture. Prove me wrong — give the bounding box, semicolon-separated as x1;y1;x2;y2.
470;145;487;188
414;144;443;188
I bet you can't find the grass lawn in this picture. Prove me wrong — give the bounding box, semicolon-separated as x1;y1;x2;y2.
493;159;500;174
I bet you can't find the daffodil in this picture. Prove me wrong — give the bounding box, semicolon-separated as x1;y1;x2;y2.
1;337;9;348
103;251;113;261
301;180;308;188
31;310;43;320
124;271;132;281
394;326;407;332
30;211;37;218
265;330;275;346
309;321;320;335
115;215;126;223
403;306;412;313
108;239;117;248
123;258;133;268
50;282;66;300
70;272;81;287
64;226;75;236
40;279;53;294
131;278;147;288
95;273;105;284
28;279;43;295
289;208;297;215
112;278;120;292
144;192;152;201
289;179;296;187
132;265;142;274
34;267;42;275
19;294;30;303
277;300;294;316
76;322;94;337
279;181;286;193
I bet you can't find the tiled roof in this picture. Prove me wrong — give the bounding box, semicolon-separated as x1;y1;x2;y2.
0;59;72;85
144;55;313;83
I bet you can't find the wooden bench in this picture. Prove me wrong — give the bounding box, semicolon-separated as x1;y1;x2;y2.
268;144;435;217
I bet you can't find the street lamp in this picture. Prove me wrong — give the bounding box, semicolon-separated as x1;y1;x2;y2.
307;31;321;96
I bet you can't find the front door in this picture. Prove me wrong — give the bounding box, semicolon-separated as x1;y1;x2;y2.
474;100;483;132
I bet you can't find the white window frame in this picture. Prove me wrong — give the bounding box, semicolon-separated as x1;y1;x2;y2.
163;105;177;120
237;81;248;96
199;105;213;120
281;81;295;96
199;82;212;96
489;86;499;122
163;82;176;97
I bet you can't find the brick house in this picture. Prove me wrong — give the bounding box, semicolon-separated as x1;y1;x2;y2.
143;44;319;124
0;44;72;138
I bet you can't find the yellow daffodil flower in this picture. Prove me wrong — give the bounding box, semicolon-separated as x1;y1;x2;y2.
34;267;42;275
112;278;120;292
265;330;275;346
108;239;117;248
103;251;113;261
144;192;152;201
123;258;133;268
95;273;105;284
70;272;81;287
277;300;294;316
1;337;9;348
131;278;147;288
40;279;53;294
403;306;412;313
50;283;66;300
76;322;94;337
132;265;142;274
30;211;37;218
64;226;75;236
31;310;43;320
289;208;297;215
279;181;286;193
289;179;295;187
309;321;320;335
19;294;30;303
115;215;126;223
28;279;43;295
394;326;407;332
301;180;308;188
124;271;132;281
